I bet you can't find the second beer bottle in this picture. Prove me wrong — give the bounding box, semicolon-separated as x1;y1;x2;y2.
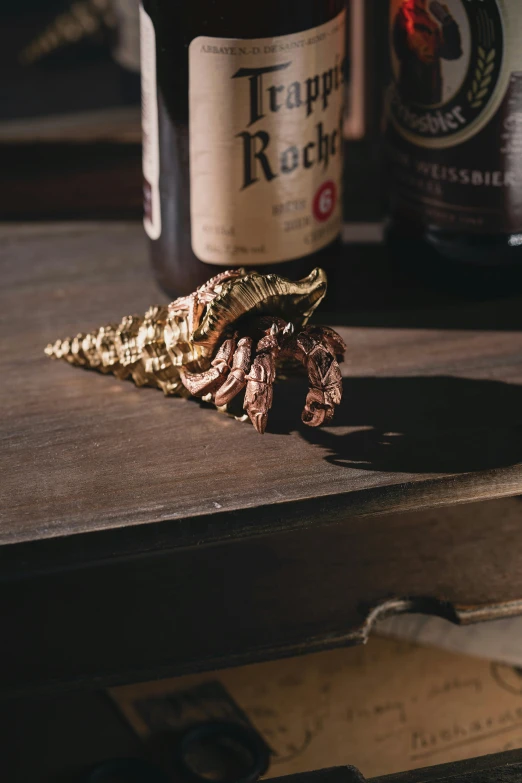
140;0;346;297
386;0;522;294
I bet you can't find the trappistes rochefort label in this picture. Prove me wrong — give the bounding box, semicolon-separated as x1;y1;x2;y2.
387;0;522;234
189;12;345;266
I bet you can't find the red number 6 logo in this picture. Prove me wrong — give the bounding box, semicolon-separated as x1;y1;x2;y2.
313;181;337;222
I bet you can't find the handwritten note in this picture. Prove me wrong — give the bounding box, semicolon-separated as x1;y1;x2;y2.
110;637;522;779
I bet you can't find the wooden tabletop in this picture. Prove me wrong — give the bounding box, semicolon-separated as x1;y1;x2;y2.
5;222;522;694
2;222;522;564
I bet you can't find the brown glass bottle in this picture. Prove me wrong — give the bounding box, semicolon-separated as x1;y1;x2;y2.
386;0;522;296
140;0;346;298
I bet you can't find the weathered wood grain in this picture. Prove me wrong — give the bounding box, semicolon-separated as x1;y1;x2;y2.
0;144;142;220
3;223;522;694
4;496;522;694
2;223;522;553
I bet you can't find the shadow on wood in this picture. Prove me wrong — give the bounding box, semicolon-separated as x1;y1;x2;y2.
268;376;522;473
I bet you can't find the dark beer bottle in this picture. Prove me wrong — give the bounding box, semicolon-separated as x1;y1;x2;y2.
386;0;522;294
140;0;346;298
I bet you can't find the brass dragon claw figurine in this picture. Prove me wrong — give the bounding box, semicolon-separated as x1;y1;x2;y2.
45;268;346;433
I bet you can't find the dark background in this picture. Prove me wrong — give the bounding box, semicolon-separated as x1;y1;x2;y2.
0;0;143;220
0;0;139;120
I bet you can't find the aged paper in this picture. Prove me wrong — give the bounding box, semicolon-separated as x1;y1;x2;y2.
110;637;522;779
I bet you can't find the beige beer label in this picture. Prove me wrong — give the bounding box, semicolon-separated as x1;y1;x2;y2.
189;12;345;266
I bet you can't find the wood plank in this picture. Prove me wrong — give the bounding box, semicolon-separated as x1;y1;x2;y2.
0;144;142;220
0;106;141;143
4;496;522;694
2;223;522;555
4;223;522;693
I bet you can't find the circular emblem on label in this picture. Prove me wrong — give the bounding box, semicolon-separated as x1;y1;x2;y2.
388;0;505;148
313;181;337;222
